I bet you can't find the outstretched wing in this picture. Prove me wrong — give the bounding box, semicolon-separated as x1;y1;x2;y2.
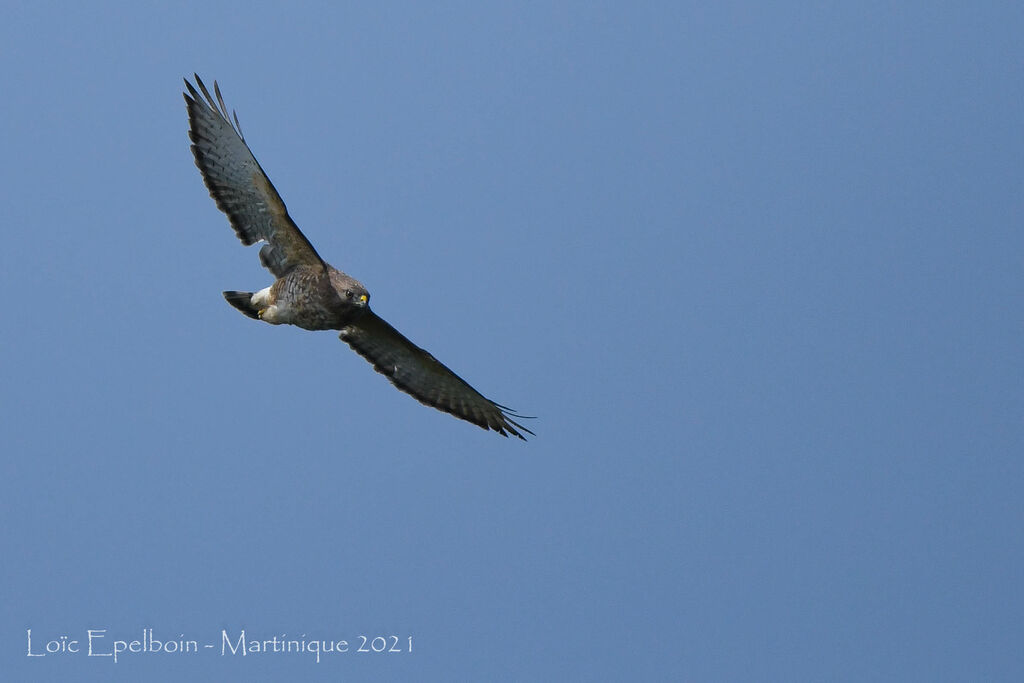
340;312;534;440
184;75;323;277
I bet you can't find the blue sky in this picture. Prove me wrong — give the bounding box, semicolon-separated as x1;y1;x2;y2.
2;1;1022;680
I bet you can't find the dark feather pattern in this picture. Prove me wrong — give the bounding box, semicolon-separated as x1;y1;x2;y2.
184;75;323;275
341;312;533;439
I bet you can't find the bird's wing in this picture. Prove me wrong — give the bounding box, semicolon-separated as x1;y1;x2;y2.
184;75;323;277
340;312;533;439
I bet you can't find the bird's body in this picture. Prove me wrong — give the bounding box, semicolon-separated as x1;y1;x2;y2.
184;75;532;439
226;265;367;330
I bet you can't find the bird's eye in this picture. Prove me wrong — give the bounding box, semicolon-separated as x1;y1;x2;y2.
345;290;353;299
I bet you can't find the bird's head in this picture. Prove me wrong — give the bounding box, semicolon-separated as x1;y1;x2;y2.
331;271;370;308
345;287;369;307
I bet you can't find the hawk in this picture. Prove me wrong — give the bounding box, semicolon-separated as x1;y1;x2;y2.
184;75;532;439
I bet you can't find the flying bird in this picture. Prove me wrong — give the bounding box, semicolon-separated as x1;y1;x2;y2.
184;75;532;439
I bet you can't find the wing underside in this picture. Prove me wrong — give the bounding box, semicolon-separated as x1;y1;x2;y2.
184;75;323;277
341;312;533;439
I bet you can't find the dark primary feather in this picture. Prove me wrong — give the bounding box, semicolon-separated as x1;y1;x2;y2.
184;75;323;276
341;312;533;440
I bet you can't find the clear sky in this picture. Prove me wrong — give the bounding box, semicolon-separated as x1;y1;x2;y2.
2;2;1022;681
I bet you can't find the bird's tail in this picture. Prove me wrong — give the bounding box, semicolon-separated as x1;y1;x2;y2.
222;291;260;320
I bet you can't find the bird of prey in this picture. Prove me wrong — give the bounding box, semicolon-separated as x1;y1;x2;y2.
184;75;532;439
